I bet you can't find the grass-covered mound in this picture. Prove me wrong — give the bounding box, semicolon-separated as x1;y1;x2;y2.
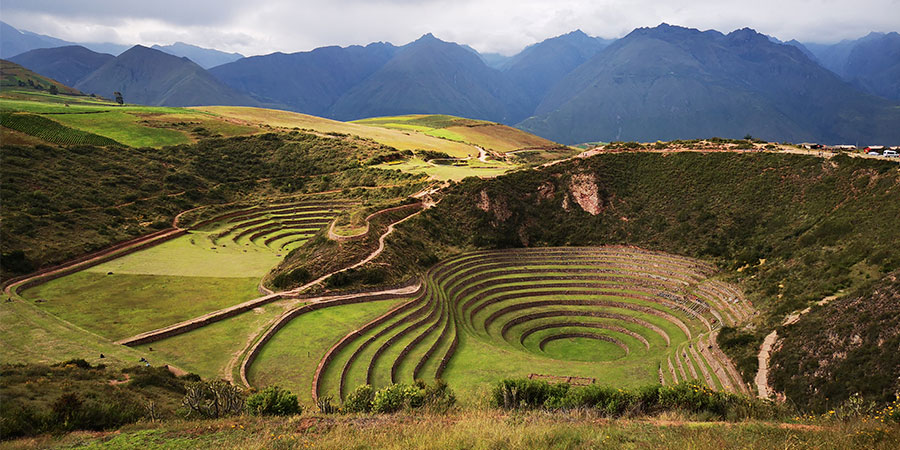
363;152;900;408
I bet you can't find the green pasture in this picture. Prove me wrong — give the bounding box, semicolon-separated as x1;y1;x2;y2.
248;299;406;406
443;330;660;403
132;300;290;380
376;157;511;181
0;299;155;369
22;272;261;340
538;336;629;362
0;96;259;147
88;232;282;278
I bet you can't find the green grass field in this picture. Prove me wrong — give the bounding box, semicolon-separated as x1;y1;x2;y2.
248;299;407;406
87;233;283;278
0;95;260;147
193;107;479;158
355;114;560;154
22;272;262;341
132;300;291;380
376;157;512;181
0;299;152;369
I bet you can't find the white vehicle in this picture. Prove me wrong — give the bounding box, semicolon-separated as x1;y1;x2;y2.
883;150;899;157
867;151;880;155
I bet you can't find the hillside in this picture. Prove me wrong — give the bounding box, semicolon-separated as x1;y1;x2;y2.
519;24;900;144
328;34;528;123
210;43;398;115
328;151;900;410
0;60;80;95
0;132;420;279
75;45;261;107
9;45;114;88
771;270;900;410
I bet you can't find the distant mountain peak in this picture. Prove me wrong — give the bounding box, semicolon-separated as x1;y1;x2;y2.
417;33;440;42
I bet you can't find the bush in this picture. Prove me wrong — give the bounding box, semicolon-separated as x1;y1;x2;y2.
372;384;423;413
246;386;301;416
343;385;375;413
181;380;245;419
489;379;780;420
421;379;456;412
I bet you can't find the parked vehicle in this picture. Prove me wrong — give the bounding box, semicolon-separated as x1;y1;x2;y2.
868;151;881;155
883;150;898;157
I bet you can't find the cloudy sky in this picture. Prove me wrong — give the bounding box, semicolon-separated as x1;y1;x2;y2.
2;0;898;56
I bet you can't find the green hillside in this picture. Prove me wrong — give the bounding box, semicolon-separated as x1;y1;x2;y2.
337;151;900;410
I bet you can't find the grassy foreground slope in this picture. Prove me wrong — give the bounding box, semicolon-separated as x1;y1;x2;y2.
345;151;900;410
8;410;899;450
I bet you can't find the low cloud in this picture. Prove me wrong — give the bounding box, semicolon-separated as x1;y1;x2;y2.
2;0;897;56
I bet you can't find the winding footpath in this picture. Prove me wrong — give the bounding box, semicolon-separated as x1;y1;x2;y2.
755;294;840;399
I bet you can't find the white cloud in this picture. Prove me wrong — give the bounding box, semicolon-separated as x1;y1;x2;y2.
2;0;898;56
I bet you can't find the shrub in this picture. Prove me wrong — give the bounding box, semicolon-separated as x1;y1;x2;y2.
490;378;555;409
343;385;375;413
372;384;423;413
421;379;456;412
181;380;245;419
316;394;338;414
246;386;301;416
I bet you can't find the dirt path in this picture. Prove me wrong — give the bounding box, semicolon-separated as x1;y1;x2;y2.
755;294;840;399
756;331;778;399
348;207;424;270
477;147;489;163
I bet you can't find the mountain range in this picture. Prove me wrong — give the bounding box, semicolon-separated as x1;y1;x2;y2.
74;45;258;107
802;32;900;101
519;25;900;144
5;21;900;144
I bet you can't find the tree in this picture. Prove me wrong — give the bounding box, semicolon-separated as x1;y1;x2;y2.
114;91;124;105
49;85;58;95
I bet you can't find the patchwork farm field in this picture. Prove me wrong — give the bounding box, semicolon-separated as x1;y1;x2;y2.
376;157;513;181
0;95;261;147
193;106;479;158
354;114;560;154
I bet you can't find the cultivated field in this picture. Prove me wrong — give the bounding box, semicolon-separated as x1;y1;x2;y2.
10;197;354;357
241;246;753;406
192;107;479;158
0;95;260;147
354;114;560;153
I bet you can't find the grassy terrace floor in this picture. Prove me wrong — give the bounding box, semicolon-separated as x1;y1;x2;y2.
3;410;896;450
16;199;349;342
248;299;408;407
286;246;752;406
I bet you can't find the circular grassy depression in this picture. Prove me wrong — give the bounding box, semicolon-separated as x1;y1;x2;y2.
251;246;754;404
